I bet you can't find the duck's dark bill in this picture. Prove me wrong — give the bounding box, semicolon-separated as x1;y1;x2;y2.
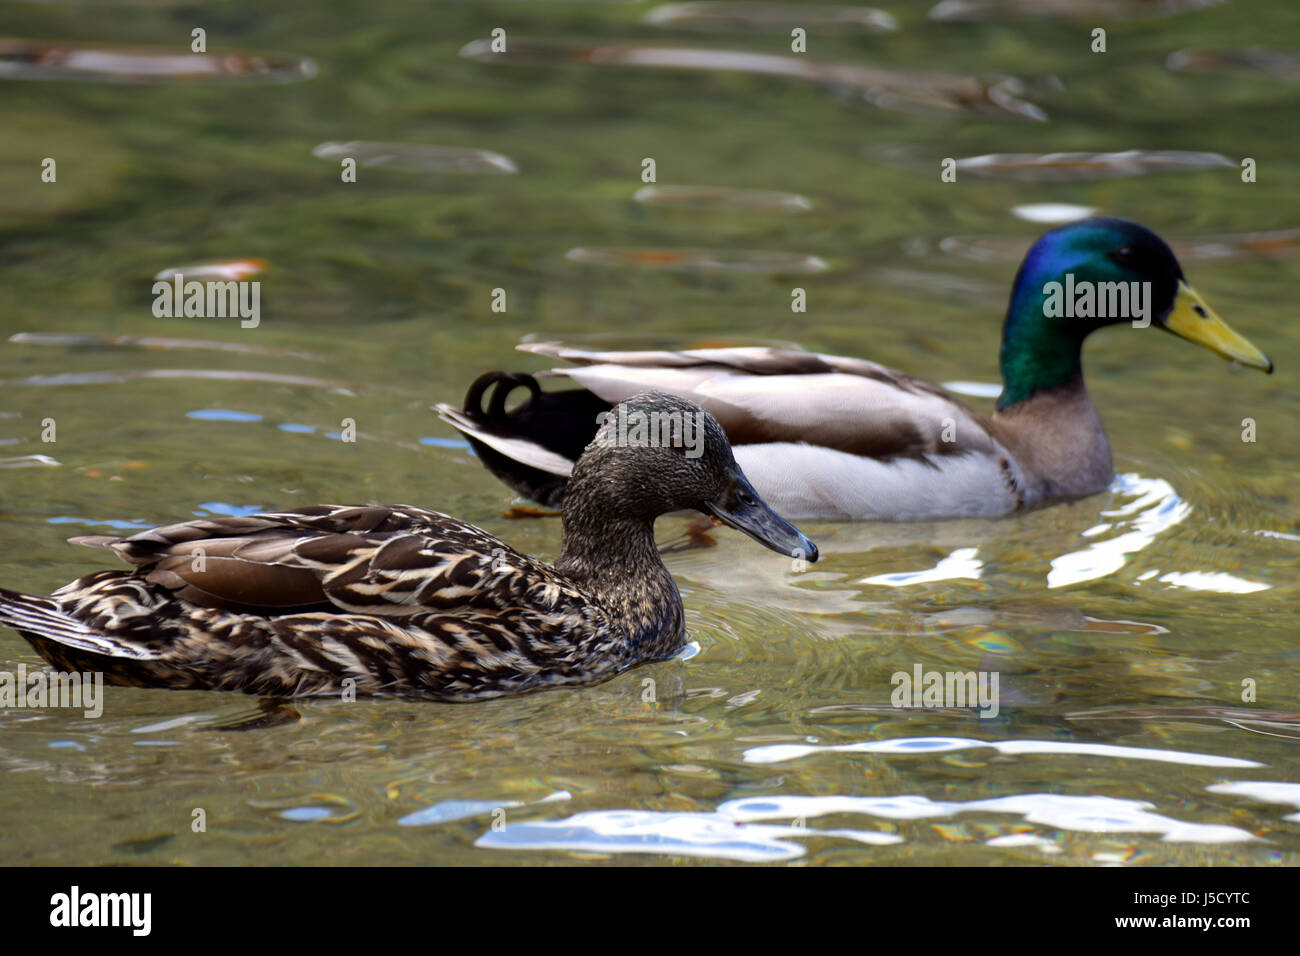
705;471;818;562
1162;281;1273;372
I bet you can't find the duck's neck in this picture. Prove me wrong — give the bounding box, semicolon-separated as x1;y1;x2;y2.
996;281;1090;411
991;280;1115;501
555;491;684;660
991;374;1114;503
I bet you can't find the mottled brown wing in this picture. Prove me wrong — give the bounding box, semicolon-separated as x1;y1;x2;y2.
73;504;576;619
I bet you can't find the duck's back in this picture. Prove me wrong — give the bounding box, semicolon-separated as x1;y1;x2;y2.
0;505;630;700
524;344;1031;519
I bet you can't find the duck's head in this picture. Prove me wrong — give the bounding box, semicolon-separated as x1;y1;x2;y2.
998;217;1272;409
568;392;817;561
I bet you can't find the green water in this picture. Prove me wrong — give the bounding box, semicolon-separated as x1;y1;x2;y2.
1;0;1297;865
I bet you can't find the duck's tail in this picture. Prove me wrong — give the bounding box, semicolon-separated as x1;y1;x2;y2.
435;371;610;508
0;585;161;662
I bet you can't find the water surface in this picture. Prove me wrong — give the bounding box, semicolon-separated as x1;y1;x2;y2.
1;0;1297;865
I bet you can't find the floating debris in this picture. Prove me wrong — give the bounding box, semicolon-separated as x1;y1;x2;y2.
1167;47;1300;78
154;259;266;281
644;2;898;33
0;39;316;83
460;40;1046;121
954;150;1234;181
930;0;1225;20
1010;202;1097;223
565;246;830;274
634;184;811;211
0;455;60;468
11;332;319;361
311;141;518;174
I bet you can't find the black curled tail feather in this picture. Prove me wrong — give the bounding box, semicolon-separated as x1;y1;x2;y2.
464;371;610;462
464;371;541;426
447;372;611;508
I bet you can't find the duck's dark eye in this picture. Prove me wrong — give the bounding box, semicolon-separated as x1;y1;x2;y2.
1108;246;1138;268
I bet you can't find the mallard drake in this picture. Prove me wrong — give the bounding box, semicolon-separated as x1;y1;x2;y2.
437;218;1273;520
0;394;816;702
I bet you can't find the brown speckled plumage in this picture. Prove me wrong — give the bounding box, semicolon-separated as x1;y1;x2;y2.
0;394;815;703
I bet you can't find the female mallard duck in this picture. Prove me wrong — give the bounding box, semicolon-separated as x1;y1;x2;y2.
437;218;1273;520
0;394;816;701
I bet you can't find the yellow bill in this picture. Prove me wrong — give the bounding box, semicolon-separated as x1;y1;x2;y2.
1163;280;1273;373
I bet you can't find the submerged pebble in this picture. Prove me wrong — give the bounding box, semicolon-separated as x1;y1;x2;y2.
565;246;830;274
930;0;1225;20
0;39;316;83
311;141;518;174
460;40;1046;120
644;2;898;33
1167;47;1300;78
954;150;1234;181
634;184;812;211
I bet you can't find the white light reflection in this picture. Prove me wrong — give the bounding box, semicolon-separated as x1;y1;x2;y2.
719;792;1254;844
472;789;1254;861
861;547;982;586
1155;571;1269;594
1207;781;1300;822
1047;474;1189;588
742;735;1262;768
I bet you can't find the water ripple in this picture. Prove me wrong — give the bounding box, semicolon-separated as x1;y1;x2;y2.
719;792;1254;843
473;787;1253;861
742;735;1263;768
476;808;901;861
861;546;982;587
1047;473;1189;588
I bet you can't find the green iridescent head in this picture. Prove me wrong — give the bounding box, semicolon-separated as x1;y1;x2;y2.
996;218;1272;410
